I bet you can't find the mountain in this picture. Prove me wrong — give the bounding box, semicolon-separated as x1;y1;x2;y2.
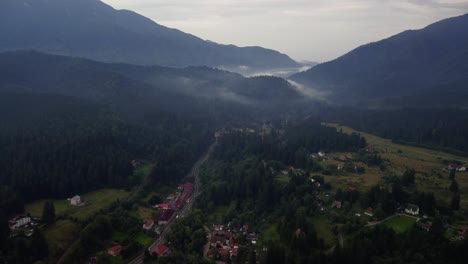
291;13;468;106
0;0;299;70
0;51;306;119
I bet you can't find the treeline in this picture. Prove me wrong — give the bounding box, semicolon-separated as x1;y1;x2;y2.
214;120;366;168
324;108;468;154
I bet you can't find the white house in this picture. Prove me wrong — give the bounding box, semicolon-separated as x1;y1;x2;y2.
70;195;81;206
458;166;466;172
405;204;420;216
10;216;31;230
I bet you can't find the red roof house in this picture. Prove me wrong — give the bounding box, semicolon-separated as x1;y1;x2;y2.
151;244;169;257
143;220;154;230
157;203;170;210
108;245;123;256
158;209;174;225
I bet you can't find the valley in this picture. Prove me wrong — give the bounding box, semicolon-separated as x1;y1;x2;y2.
0;1;468;264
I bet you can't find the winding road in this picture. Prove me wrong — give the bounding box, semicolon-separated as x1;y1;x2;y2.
128;141;217;264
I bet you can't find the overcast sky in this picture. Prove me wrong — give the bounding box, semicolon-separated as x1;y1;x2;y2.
101;0;468;62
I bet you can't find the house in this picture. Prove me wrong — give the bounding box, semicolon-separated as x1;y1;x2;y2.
458;229;468;240
331;201;342;209
70;195;81;206
366;146;376;153
337;163;344;171
416;220;432;232
9;216;31;230
448;163;466;171
318;152;326;158
143;220;154;230
158;209;174;225
295;228;302;238
151;244;169;257
131;160;141;168
156;203;170;210
405;204;420;216
107;245;122;256
364;208;374;217
339;156;346;162
346;153;353;160
167;193;177;200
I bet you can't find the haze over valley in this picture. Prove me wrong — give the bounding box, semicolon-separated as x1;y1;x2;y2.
1;1;468;264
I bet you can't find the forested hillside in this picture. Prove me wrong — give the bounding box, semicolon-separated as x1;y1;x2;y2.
291;13;468;106
321;108;468;154
0;0;299;70
0;92;212;216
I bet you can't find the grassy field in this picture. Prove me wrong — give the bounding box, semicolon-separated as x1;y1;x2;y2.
135;232;154;247
381;215;418;233
43;220;80;260
324;123;468;209
260;223;280;243
26;188;130;220
274;173;290;185
311;216;335;246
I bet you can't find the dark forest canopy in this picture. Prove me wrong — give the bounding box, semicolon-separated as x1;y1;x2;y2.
0;92;212;216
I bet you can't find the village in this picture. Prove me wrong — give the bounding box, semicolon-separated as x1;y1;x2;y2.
280;147;468;243
205;223;262;263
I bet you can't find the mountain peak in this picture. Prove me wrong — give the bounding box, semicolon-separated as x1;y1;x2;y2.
0;0;299;69
290;13;468;106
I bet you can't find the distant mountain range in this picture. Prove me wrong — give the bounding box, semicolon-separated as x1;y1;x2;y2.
0;51;309;119
291;13;468;107
0;0;299;71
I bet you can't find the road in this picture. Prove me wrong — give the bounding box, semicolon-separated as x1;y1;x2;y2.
128;141;217;264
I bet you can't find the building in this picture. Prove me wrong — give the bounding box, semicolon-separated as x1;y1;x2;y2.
143;220;154;230
405;204;420;216
331;201;342;209
107;245;122;256
151;244;169;257
364;208;374;217
156;203;170;210
158;209;174;225
9;216;31;230
70;195;81;206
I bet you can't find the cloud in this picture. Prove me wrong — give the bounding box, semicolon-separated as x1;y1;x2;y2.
101;0;468;61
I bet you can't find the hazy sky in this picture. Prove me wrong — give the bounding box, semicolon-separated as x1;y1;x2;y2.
101;0;468;62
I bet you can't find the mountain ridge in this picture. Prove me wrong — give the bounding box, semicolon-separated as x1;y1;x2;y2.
290;13;468;106
0;0;299;70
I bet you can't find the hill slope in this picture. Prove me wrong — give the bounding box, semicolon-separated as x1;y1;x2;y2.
291;13;468;106
0;0;299;70
0;51;305;119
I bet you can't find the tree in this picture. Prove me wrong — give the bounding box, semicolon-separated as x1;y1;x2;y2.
451;192;460;211
402;169;416;186
449;180;459;193
41;201;55;224
248;249;257;264
335;189;344;201
30;228;48;260
0;210;10;252
449;169;456;180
